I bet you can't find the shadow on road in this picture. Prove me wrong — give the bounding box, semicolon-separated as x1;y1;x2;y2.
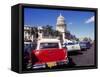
68;51;83;56
51;57;76;69
68;57;76;66
23;57;76;71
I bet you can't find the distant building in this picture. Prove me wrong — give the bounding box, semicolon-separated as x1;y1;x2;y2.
24;26;43;42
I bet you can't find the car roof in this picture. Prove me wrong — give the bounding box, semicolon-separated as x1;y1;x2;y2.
24;42;31;44
64;40;73;43
38;38;60;43
64;39;73;42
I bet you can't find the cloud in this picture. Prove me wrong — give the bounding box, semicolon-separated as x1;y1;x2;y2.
85;16;94;24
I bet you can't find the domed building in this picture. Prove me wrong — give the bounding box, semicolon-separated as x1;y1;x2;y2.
56;13;67;41
56;13;67;33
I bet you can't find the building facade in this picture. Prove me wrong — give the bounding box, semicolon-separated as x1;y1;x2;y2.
24;26;34;42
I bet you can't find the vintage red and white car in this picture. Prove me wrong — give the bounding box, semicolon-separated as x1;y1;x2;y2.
31;39;68;69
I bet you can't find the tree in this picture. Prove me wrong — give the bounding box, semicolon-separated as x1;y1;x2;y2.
83;37;89;41
30;27;38;38
88;37;92;42
76;38;79;42
42;25;54;37
53;30;61;37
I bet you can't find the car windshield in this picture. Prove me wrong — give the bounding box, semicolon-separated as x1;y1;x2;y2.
40;43;59;49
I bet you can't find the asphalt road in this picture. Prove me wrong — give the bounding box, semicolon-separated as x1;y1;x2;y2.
69;44;95;66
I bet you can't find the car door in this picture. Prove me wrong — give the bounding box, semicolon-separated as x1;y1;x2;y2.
67;42;74;51
74;43;80;50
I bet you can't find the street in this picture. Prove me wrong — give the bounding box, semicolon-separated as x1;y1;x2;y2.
69;44;95;66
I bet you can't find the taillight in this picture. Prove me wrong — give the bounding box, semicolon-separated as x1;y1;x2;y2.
64;48;68;58
35;51;39;55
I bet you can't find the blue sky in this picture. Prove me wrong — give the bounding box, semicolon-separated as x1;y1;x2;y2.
24;8;95;40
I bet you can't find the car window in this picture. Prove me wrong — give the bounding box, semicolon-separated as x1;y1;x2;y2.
40;43;59;49
24;44;32;53
67;42;74;45
32;44;37;50
24;44;28;47
24;44;31;47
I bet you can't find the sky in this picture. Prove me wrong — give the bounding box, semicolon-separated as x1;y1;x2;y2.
24;8;95;40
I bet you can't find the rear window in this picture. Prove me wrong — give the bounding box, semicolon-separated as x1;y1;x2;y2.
40;43;59;49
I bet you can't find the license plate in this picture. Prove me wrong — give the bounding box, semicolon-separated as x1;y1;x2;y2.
47;62;56;68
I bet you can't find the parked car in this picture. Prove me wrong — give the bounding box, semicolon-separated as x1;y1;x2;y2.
24;42;33;69
85;41;92;49
31;39;68;69
79;41;92;50
24;42;32;52
79;42;87;50
63;41;81;52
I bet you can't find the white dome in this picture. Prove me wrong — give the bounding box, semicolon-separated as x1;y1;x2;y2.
56;13;65;25
57;14;65;20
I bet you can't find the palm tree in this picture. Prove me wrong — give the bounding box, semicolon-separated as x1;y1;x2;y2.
30;27;38;38
53;30;61;37
42;25;53;37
